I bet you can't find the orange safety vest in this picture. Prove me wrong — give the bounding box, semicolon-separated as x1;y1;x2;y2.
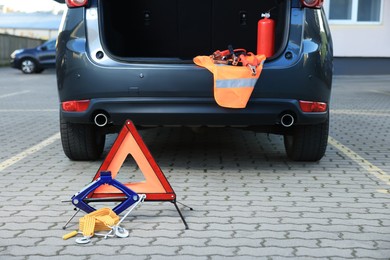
194;53;266;109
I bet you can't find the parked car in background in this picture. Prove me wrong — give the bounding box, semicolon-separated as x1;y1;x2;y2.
56;0;333;162
10;39;56;74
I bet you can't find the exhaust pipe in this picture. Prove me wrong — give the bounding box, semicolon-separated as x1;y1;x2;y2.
94;113;108;127
280;113;294;127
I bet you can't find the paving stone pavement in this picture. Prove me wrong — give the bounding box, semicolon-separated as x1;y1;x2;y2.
0;68;389;259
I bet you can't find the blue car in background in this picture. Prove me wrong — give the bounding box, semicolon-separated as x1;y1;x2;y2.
10;39;56;74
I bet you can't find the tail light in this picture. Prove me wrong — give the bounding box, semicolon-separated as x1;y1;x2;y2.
301;0;324;8
62;100;90;112
299;100;327;112
66;0;88;8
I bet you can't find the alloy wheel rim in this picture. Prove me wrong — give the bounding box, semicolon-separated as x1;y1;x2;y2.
21;60;34;73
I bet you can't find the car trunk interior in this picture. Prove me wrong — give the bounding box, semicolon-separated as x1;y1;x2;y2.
99;0;289;61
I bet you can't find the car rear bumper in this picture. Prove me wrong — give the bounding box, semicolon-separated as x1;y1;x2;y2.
60;97;328;128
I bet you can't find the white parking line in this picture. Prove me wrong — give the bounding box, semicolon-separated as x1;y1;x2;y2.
0;132;61;172
328;136;390;192
330;110;390;116
0;90;31;99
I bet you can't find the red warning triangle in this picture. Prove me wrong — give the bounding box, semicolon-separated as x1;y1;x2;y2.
89;120;176;201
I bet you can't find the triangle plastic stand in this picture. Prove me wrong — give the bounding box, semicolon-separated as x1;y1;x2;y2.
87;120;191;229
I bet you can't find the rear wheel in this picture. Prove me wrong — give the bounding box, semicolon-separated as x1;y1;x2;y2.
283;118;329;161
60;120;106;161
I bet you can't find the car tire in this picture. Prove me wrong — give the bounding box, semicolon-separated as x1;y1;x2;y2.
20;58;37;74
283;118;329;162
60;120;106;161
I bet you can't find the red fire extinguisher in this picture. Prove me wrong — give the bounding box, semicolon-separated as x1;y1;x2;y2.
257;12;275;58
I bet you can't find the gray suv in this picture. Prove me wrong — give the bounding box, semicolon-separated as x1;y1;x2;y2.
56;0;333;161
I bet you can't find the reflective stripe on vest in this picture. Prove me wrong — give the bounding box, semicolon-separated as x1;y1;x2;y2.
216;78;258;88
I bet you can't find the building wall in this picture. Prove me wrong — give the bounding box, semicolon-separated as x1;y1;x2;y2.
326;0;390;57
0;28;58;40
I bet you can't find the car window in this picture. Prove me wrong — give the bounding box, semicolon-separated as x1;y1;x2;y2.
43;40;56;51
